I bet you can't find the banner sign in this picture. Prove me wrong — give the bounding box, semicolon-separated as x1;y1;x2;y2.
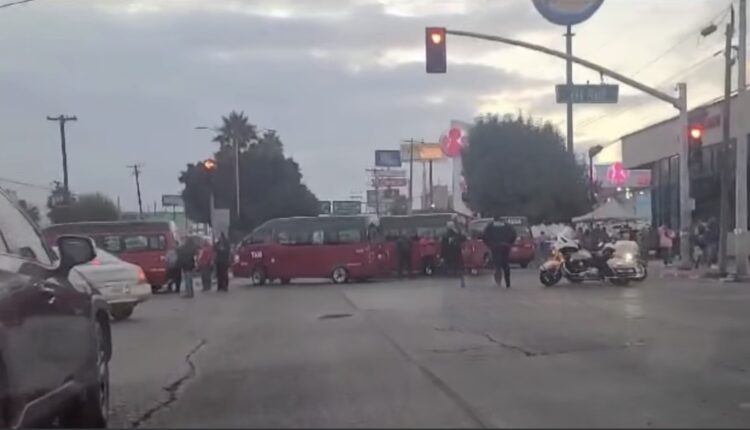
375;150;402;167
332;200;362;215
162;194;184;207
400;143;444;161
372;177;408;187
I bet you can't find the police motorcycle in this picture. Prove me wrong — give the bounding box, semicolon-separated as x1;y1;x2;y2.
539;235;640;286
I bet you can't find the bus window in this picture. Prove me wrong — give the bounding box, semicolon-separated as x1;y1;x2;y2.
337;228;362;243
312;230;325;245
247;225;272;244
101;235;122;253
123;235;149;251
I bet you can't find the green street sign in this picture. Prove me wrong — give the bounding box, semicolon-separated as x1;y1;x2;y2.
556;84;619;104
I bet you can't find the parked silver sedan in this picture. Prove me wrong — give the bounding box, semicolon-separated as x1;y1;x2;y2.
56;247;153;320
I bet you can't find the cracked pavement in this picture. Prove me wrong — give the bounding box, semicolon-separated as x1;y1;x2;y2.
108;270;750;428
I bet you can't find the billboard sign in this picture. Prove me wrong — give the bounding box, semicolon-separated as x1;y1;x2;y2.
374;169;407;178
532;0;605;26
400;143;444;161
593;163;651;188
162;194;184;207
332;200;362;215
372;177;408;188
375;150;402;167
319;201;332;214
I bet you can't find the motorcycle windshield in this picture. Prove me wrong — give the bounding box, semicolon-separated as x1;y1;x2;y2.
612;241;639;258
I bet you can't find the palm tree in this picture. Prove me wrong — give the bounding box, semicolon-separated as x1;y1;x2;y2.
212;111;257;151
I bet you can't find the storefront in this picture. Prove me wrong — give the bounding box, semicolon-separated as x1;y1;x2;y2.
621;91;750;231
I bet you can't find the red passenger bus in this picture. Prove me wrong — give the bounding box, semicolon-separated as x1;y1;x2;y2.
379;213;485;275
468;216;536;268
233;215;383;285
43;220;180;291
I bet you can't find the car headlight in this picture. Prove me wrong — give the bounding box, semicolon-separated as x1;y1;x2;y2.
624;253;634;262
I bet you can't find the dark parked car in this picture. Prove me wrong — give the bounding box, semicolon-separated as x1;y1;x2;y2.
0;189;111;428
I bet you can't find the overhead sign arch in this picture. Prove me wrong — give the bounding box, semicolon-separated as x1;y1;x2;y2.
531;0;604;26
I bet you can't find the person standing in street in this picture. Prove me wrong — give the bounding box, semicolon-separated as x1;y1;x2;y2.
165;245;181;294
197;237;214;291
177;239;196;298
658;223;674;266
441;221;466;288
483;216;517;288
396;232;412;278
214;232;231;292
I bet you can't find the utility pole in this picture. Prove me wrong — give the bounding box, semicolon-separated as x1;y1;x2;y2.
719;8;735;276
565;26;575;153
46;115;77;200
403;138;416;214
127;164;144;219
428;160;434;207
735;0;748;279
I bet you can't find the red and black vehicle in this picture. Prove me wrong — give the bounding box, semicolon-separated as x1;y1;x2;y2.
233;215;383;284
379;213;485;275
43;220;180;291
469;216;536;268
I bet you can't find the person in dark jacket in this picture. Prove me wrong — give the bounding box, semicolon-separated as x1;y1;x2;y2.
483;217;517;288
441;221;466;288
214;233;231;292
177;240;197;298
396;232;412;278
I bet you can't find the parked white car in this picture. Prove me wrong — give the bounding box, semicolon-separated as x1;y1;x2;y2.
55;246;153;320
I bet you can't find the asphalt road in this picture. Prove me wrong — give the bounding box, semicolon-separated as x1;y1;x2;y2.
108;268;750;428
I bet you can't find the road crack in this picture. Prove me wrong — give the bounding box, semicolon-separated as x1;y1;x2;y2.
130;339;207;428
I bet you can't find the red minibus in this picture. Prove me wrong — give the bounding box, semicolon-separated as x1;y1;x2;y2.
43;220;180;290
379;213;484;275
469;216;536;268
233;215;384;285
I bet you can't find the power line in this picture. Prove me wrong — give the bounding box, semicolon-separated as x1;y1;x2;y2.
0;0;36;9
0;176;53;191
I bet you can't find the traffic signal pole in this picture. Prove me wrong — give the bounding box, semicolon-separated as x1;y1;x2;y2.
565;26;574;153
735;0;748;279
442;29;692;266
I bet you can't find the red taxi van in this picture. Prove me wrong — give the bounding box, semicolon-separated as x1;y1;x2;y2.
468;216;536;268
43;220;180;290
233;215;383;285
380;213;485;275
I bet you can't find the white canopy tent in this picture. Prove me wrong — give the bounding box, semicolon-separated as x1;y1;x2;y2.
572;199;646;223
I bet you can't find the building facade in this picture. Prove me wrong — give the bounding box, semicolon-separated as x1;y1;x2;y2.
621;91;750;232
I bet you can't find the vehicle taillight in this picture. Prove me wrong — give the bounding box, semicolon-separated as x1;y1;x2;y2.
137;269;147;284
234;254;240;264
89;259;101;266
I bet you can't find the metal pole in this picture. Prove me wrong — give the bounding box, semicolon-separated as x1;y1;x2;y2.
735;0;748;279
407;138;414;214
719;13;735;276
565;25;574;153
234;139;241;219
428;160;434;207
47;115;77;202
678;83;692;269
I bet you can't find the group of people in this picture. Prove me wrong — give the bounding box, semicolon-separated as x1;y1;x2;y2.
165;232;232;298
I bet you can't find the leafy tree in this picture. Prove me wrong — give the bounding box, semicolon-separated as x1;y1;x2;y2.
212;111;257;150
180;113;319;232
462;113;591;224
17;199;40;224
48;191;120;224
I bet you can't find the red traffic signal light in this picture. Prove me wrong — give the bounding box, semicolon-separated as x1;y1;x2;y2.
425;27;447;74
201;159;217;171
688;124;704;145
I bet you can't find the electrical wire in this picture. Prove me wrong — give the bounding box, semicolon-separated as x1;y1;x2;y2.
0;0;36;9
0;177;54;191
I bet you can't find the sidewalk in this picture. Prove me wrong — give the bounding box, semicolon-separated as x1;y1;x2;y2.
657;259;745;282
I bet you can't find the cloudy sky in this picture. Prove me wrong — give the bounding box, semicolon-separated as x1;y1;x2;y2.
0;0;737;214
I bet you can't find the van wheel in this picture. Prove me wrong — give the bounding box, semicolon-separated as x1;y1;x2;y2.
60;320;109;428
422;259;435;276
331;267;349;284
251;267;267;286
110;305;134;321
150;285;162;294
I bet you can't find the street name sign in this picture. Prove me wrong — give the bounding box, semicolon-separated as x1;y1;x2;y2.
555;84;619;104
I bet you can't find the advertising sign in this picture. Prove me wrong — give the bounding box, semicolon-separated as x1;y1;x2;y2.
319;201;332;214
372;177;408;188
593;163;651;188
332;200;362;215
532;0;605;26
374;169;407;178
161;194;184;207
375;150;402;167
400;143;444;162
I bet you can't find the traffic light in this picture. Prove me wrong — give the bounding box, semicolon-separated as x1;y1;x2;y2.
425;27;447;74
688;124;704;169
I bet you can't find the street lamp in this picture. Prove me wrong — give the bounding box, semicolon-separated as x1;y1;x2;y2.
588;144;604;203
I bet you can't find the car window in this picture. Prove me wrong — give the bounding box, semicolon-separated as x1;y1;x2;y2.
0;193;52;264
